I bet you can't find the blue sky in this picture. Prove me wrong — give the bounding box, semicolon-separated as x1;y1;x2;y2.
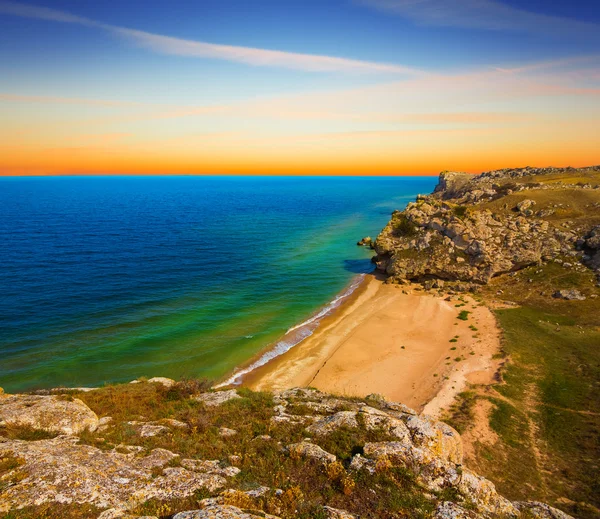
0;0;598;174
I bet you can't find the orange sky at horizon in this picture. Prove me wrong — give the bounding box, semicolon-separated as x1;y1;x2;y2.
1;2;600;177
2;52;599;177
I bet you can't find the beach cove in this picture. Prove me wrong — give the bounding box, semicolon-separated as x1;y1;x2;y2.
244;274;501;415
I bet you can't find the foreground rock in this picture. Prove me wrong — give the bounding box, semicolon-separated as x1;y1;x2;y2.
193;390;241;407
0;386;574;518
0;436;237;513
0;393;99;434
173;504;281;519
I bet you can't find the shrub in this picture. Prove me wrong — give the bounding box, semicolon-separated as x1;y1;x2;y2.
392;215;417;237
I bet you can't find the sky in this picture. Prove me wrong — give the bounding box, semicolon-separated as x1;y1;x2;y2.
0;0;599;175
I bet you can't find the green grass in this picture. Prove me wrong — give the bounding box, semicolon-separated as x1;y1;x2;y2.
443;391;477;434
457;311;471;321
473;303;600;518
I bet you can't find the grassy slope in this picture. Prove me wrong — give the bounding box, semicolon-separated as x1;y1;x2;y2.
444;171;600;519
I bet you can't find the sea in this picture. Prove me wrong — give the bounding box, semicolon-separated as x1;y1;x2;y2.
0;175;436;392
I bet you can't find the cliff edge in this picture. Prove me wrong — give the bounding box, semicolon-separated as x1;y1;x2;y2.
373;165;600;288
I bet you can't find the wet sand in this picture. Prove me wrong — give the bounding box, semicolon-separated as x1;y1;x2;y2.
245;275;500;415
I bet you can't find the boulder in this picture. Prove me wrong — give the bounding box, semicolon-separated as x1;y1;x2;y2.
287;441;336;464
516;199;536;212
0;394;99;435
403;415;463;464
457;469;518;517
173;505;281;519
513;501;574;519
324;506;358;519
305;411;358;435
147;377;176;388
552;289;586;301
434;501;478;518
193;390;241;407
359;406;411;441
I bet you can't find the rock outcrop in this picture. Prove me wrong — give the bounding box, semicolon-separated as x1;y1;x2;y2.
0;393;99;435
0;437;234;512
372;165;600;286
0;386;573;518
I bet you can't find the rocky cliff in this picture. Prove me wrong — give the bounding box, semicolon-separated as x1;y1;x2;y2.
373;166;600;289
0;381;573;519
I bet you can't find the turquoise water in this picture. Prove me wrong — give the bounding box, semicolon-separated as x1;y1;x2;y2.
0;176;436;392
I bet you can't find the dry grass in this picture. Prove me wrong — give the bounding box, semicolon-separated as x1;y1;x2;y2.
61;382;440;518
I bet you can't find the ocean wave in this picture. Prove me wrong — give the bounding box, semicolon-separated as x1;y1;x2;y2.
215;274;366;388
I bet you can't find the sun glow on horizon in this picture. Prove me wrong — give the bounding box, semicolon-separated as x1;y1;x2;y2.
0;1;599;176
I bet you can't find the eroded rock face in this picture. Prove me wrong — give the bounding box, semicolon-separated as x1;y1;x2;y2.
372;166;599;286
0;394;99;435
0;436;237;513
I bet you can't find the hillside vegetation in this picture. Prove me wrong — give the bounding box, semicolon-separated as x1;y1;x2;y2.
372;165;600;518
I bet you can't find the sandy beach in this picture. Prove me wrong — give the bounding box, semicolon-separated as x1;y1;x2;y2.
246;275;501;416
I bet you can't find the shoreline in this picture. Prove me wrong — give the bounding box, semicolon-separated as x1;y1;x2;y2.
214;273;369;388
244;274;501;416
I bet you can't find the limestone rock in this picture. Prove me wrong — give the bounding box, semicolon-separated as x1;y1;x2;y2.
434;501;478;518
147;377;176;388
457;469;518;517
193;390;241;407
305;411;358;435
516;199;536;212
173;505;281;519
371;166;596;286
513;501;574;519
0;394;99;435
404;414;463;464
552;289;586;301
0;437;232;512
359;406;411;441
180;459;241;478
98;510;158;519
287;441;336;464
324;506;358;518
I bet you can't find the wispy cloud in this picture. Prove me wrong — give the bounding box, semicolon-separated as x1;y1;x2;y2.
356;0;599;37
0;1;423;75
112;27;422;75
0;0;97;25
